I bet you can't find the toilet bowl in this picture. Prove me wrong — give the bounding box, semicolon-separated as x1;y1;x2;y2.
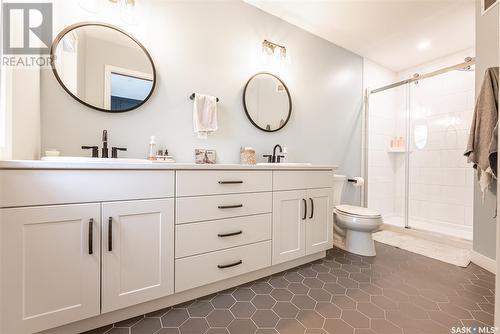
333;175;383;256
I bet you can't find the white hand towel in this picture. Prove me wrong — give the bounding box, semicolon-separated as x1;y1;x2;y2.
193;94;218;139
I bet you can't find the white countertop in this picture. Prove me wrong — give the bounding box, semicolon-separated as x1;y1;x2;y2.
0;160;337;171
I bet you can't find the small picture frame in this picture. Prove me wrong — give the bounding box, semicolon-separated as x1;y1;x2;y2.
482;0;498;15
195;149;217;164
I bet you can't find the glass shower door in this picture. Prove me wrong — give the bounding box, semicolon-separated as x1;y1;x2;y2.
407;68;474;239
366;83;409;229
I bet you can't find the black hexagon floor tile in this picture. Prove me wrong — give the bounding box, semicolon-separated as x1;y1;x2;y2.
85;244;495;334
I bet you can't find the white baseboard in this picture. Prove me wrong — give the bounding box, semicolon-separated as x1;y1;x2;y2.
471;251;496;274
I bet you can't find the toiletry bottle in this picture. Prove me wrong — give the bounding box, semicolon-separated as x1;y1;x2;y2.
399;136;404;148
148;136;157;160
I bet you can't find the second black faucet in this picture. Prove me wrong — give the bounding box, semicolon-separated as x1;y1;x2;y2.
263;144;285;163
81;130;127;158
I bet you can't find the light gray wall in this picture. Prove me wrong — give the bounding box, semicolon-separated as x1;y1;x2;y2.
41;0;363;204
473;0;498;259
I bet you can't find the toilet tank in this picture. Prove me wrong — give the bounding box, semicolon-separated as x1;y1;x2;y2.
333;174;347;206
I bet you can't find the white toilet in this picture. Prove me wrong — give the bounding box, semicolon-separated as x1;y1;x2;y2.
333;175;383;256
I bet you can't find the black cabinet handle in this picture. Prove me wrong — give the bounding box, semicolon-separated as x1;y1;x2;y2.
302;199;307;220
108;217;113;252
218;230;243;238
309;198;314;219
218;181;243;184
217;260;243;269
218;204;243;209
88;218;94;255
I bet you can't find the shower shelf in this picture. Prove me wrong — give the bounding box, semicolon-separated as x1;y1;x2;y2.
387;147;407;153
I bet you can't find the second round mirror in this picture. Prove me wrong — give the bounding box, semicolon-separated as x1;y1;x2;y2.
243;72;291;132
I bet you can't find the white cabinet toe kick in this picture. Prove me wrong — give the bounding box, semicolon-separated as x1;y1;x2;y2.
0;167;336;334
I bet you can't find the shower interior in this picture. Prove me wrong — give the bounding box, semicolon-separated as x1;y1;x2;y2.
366;57;476;241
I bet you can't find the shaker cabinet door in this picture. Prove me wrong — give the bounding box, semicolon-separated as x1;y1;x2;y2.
272;190;307;265
1;204;101;334
305;188;333;255
101;198;174;313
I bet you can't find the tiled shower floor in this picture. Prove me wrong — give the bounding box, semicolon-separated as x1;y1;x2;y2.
84;243;495;334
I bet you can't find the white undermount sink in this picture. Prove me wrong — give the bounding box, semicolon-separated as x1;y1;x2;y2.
256;162;313;167
41;156;155;163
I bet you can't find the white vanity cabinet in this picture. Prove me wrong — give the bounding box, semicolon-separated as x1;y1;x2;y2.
101;199;174;313
0;164;336;334
272;171;334;265
0;204;101;334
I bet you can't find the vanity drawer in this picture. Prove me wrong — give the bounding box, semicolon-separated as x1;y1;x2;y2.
273;170;334;191
0;170;174;208
175;214;271;258
175;240;271;292
176;192;272;224
176;171;272;197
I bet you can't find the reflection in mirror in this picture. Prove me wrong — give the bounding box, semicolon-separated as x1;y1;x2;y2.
414;122;428;149
243;72;291;132
51;23;156;113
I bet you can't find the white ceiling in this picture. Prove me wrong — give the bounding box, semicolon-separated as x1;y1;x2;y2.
245;0;475;72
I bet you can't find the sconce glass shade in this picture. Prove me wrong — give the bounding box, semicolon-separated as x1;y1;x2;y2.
261;40;288;68
79;0;103;13
262;40;290;67
121;0;138;25
261;43;273;65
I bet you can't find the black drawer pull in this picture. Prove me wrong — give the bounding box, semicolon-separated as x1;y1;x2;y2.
108;217;113;252
218;181;244;184
88;218;94;255
309;198;314;219
217;260;243;269
218;204;243;209
302;199;307;220
218;230;243;238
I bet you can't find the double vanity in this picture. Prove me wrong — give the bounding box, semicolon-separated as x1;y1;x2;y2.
0;161;336;334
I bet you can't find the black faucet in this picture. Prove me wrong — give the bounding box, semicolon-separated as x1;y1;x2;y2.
82;130;126;158
263;144;285;163
101;130;109;158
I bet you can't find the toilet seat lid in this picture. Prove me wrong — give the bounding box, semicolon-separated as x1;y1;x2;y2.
335;205;381;218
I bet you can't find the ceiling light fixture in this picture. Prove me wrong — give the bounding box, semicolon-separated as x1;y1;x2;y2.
261;40;287;67
79;0;137;25
417;40;431;51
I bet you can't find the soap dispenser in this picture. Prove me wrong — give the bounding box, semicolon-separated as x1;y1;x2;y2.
282;147;288;163
148;136;157;160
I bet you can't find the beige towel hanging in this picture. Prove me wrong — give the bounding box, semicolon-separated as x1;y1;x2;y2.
465;67;499;194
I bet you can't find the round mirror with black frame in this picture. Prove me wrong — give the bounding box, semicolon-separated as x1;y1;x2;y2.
50;22;156;113
243;72;292;132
